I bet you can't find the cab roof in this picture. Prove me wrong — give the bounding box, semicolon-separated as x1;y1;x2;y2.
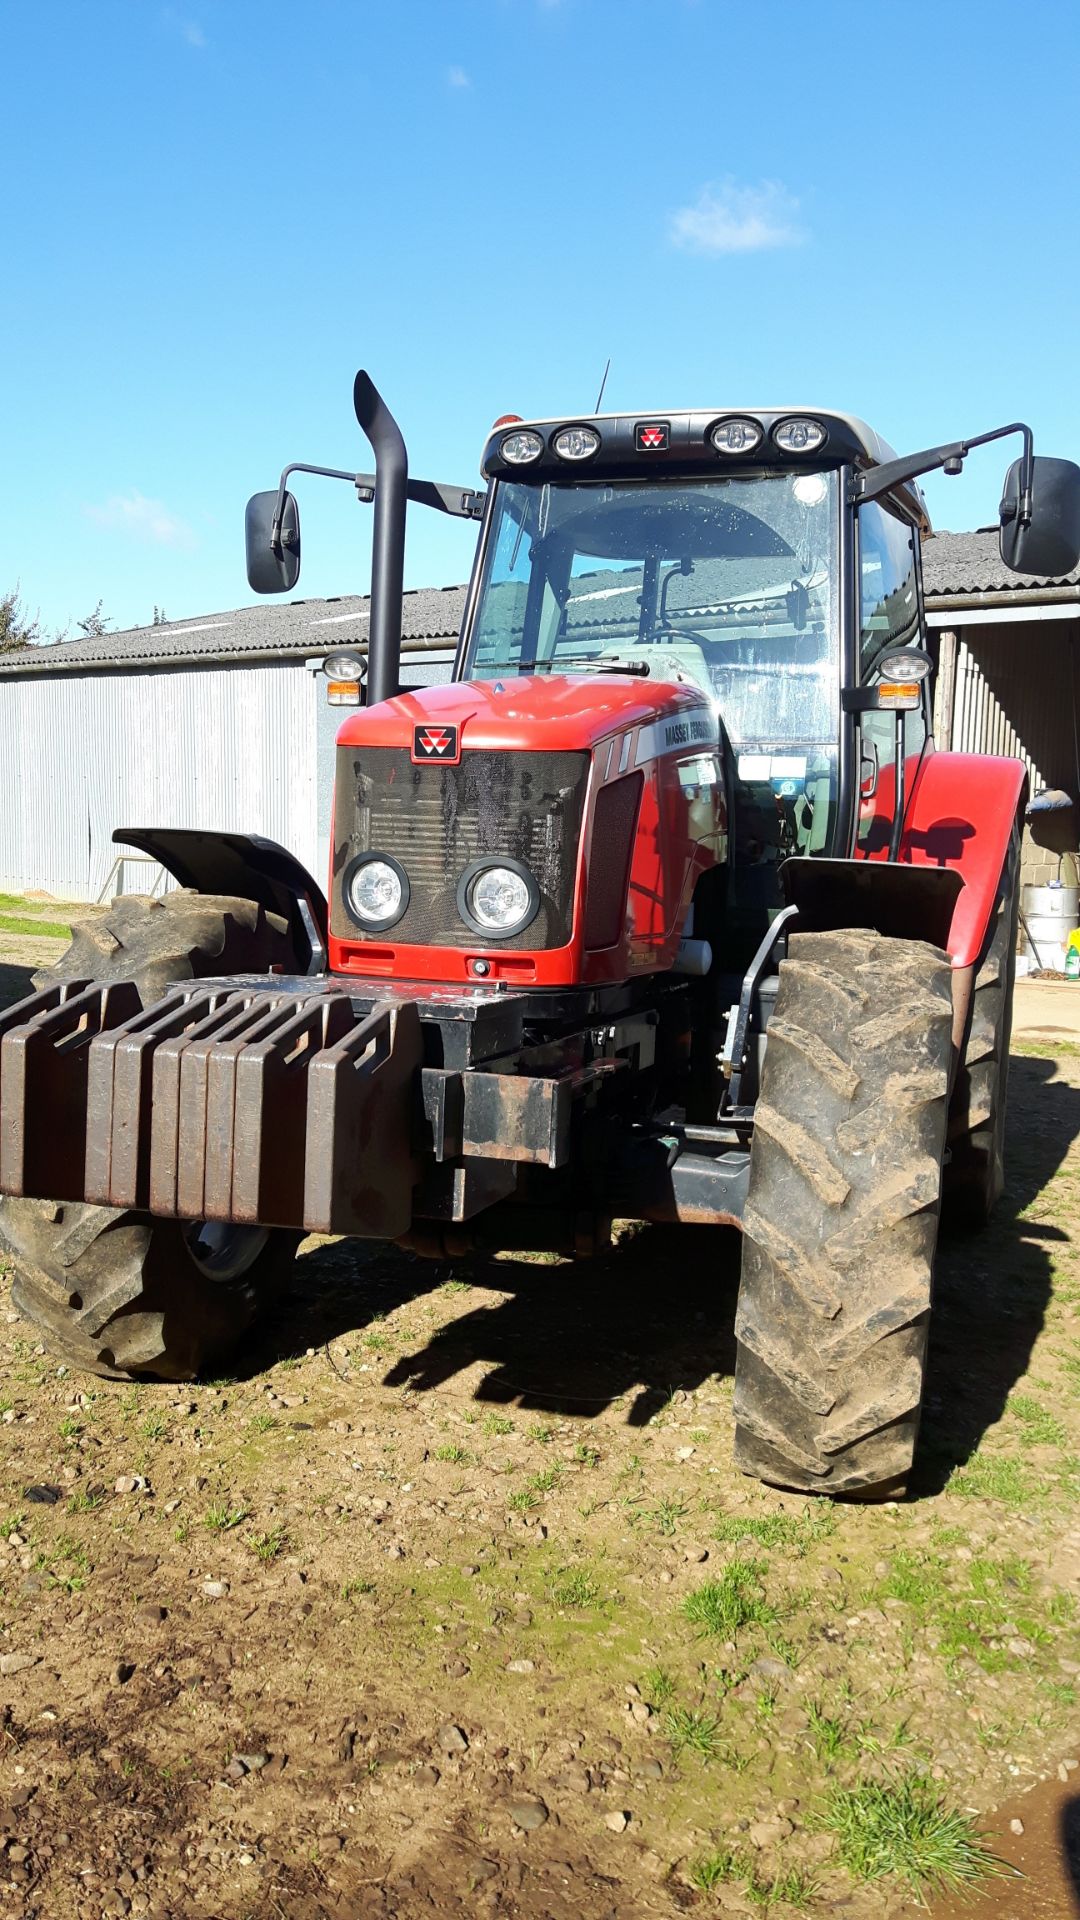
480;408;928;526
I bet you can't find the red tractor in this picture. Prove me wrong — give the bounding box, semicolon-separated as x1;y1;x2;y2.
2;374;1078;1499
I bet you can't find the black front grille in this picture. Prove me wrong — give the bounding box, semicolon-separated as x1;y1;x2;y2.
331;746;590;949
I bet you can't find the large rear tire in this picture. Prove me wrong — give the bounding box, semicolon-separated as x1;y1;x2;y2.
1;889;301;1381
732;928;952;1498
943;830;1020;1228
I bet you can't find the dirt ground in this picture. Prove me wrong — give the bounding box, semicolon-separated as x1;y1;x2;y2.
0;932;1079;1918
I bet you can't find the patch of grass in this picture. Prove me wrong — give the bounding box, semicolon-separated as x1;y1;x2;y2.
67;1487;104;1514
689;1849;816;1909
342;1578;376;1600
550;1567;600;1610
747;1867;818;1910
689;1846;738;1889
651;1496;688;1536
249;1526;288;1562
572;1443;600;1468
440;1278;468;1296
527;1421;554;1445
0;1513;26;1541
203;1502;251;1533
683;1559;776;1639
141;1412;170;1442
248;1411;277;1434
57;1414;81;1439
664;1706;722;1762
712;1506;835;1553
640;1664;677;1709
528;1465;561;1495
482;1412;514;1437
0;913;71;939
1008;1393;1067;1448
947;1454;1032;1506
807;1699;850;1760
434;1444;469;1464
508;1488;538;1514
821;1774;1001;1899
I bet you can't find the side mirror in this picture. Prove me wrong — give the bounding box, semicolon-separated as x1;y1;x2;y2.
245;489;301;594
1000;455;1080;577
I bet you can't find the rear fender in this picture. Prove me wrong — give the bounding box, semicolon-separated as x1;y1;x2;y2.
113;828;328;975
783;752;1026;969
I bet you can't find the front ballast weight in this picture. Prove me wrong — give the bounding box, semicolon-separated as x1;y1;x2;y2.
0;976;659;1239
0;979;419;1238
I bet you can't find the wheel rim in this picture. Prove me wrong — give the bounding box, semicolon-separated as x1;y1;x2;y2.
182;1221;270;1283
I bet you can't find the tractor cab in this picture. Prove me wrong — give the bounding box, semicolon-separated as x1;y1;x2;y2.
462;410;921;957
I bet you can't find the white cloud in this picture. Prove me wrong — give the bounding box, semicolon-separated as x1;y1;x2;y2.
84;492;199;551
161;8;206;49
447;64;471;88
669;179;805;255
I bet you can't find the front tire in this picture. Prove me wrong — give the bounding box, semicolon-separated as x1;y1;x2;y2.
2;888;301;1380
732;928;952;1498
2;1203;292;1380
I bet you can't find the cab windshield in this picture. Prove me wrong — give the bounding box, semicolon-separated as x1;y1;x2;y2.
464;471;840;746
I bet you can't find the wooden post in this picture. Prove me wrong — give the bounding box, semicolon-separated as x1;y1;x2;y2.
935;627;957;750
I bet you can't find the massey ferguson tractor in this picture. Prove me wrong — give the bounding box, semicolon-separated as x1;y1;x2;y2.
2;373;1078;1500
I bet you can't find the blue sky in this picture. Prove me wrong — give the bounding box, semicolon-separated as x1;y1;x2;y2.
4;0;1078;639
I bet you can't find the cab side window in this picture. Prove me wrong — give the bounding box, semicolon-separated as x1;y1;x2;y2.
857;502;927;846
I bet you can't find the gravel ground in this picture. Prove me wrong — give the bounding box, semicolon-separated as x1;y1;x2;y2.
0;934;1078;1916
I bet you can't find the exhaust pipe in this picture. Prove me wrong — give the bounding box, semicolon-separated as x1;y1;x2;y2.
353;371;407;706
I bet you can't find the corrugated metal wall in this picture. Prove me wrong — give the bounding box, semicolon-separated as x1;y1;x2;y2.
945;633;1045;790
936;617;1080;889
0;662;318;901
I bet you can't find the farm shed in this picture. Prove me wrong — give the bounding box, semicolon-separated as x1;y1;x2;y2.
0;588;464;903
922;530;1080;888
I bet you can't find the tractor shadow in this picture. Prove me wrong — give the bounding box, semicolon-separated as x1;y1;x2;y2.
0;963;35;1014
913;1051;1078;1496
260;1225;741;1424
255;1052;1078;1463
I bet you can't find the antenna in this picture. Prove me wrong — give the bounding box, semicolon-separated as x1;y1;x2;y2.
593;357;611;414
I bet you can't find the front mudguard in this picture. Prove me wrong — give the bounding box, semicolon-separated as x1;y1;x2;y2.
114;827;327;974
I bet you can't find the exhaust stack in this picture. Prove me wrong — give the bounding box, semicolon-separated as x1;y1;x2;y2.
353;370;408;706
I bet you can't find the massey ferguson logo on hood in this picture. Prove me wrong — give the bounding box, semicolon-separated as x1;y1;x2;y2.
412;723;460;764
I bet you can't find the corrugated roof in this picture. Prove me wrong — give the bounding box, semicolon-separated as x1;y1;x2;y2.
0;585;467;675
6;528;1073;676
922;529;1080;598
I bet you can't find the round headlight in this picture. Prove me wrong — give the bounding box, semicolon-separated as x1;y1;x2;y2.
552;425;600;462
879;647;931;682
772;416;828;454
500;429;544;465
323;647;366;682
710;416;763;456
344;854;410;932
457;858;540;938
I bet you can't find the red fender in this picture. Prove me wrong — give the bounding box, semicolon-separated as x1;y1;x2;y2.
861;750;1025;967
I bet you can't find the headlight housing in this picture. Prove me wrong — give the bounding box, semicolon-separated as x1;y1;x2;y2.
710;416;764;456
772;416;828;454
343;853;410;932
457;858;540;938
500;429;545;465
552;425;601;462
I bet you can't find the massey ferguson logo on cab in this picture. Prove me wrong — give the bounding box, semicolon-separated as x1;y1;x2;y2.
412;723;459;762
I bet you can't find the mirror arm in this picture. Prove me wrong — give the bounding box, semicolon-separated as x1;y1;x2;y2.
267;462;484;558
856;421;1035;526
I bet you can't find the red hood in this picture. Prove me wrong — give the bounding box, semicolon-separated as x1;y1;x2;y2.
336;674;713;754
